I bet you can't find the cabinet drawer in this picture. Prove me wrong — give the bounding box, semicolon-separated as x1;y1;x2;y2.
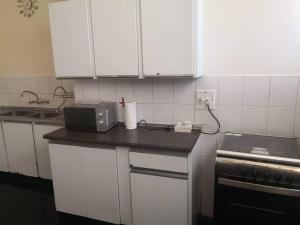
129;151;188;173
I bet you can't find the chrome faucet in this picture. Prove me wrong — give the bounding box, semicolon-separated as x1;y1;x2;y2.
53;86;67;112
21;90;50;104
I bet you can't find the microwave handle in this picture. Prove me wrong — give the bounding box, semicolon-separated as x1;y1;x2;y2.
218;178;300;197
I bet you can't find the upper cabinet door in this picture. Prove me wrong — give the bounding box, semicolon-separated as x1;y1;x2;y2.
141;0;194;76
91;0;139;77
49;0;94;78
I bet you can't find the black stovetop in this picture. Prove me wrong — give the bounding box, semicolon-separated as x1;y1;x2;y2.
219;133;300;160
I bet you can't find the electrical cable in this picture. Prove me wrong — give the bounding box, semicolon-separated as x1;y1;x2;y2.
198;103;221;135
136;102;221;134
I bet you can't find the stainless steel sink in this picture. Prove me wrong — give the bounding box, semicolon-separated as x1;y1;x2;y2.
29;112;61;119
0;110;35;117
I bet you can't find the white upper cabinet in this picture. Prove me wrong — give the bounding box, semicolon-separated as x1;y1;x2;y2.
91;0;139;77
49;0;94;78
140;0;194;77
48;0;203;78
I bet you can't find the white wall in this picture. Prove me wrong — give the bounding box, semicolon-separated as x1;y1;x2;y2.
204;0;300;75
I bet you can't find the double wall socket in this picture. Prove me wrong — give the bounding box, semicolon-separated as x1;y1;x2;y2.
196;90;216;110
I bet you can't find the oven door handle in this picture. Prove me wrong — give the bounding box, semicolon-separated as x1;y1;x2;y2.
218;178;300;197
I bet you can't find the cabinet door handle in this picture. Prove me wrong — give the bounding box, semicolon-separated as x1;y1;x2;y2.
130;167;188;180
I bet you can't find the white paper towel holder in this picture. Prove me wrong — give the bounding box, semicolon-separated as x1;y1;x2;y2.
120;97;137;130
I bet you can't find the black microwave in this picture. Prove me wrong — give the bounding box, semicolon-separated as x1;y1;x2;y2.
64;102;118;132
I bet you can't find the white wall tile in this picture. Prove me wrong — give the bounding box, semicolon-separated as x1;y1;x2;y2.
202;157;215;182
98;79;117;102
18;76;40;93
7;77;19;94
219;76;243;106
296;78;300;107
242;106;268;135
0;78;10;94
269;76;298;107
81;79;100;102
50;77;63;93
218;105;242;133
73;80;83;102
294;108;300;137
153;104;174;124
116;103;125;122
243;76;270;106
195;107;219;133
9;94;20;106
267;107;295;137
0;94;10;106
174;104;194;123
134;79;153;103
174;79;195;104
37;77;51;94
61;80;75;92
116;79;134;102
137;103;154;123
196;77;219;104
153;79;173;104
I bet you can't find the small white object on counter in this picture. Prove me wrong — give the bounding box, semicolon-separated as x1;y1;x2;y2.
174;121;192;133
125;102;137;130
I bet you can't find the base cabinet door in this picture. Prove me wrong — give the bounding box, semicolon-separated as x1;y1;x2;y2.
0;123;8;172
81;147;120;224
2;122;38;177
33;125;62;179
49;144;85;217
131;172;188;225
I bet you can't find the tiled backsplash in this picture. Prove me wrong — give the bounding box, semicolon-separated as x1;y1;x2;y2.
0;76;75;108
74;75;300;138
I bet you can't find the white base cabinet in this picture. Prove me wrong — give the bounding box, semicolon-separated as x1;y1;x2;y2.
33;124;62;179
2;122;38;177
49;144;86;216
131;172;188;225
49;143;120;224
0;122;8;172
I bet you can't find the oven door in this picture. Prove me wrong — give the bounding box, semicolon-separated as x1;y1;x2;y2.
215;177;300;225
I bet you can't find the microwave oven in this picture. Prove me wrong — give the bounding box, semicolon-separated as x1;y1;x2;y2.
64;102;118;132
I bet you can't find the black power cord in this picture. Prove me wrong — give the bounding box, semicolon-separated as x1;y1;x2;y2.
200;104;221;135
136;103;221;134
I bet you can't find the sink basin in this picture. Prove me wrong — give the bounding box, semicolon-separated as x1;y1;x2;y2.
29;112;61;119
0;110;34;117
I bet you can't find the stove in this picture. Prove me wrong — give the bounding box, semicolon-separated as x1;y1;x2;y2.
214;133;300;225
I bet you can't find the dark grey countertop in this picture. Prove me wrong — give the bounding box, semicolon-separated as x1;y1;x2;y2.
44;125;201;153
0;106;64;126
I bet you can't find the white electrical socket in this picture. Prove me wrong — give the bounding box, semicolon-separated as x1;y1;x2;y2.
196;89;216;110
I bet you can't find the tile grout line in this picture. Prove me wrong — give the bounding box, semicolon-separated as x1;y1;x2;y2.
266;76;272;136
292;77;300;137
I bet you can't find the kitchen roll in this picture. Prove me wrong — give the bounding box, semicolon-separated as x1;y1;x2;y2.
125;102;137;130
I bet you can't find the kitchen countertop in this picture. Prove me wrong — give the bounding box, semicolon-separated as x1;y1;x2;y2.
44;125;201;153
0;106;64;126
